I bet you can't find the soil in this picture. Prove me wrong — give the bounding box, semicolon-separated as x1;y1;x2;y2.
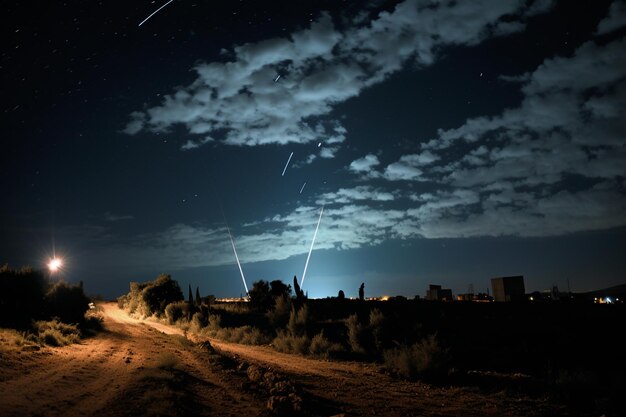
0;303;567;416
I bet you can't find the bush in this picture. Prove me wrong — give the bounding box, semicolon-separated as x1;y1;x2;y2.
272;330;311;355
345;310;386;356
34;320;81;346
265;295;292;328
141;274;184;317
119;274;184;318
309;330;344;358
165;301;194;324
0;265;48;328
45;281;90;324
383;335;449;380
286;305;309;337
369;309;385;351
196;313;270;345
346;313;368;354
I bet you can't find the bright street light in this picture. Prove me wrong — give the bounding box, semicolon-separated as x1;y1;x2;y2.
47;258;63;273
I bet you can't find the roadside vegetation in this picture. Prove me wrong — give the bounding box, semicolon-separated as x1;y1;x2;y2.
117;274;625;416
0;264;102;347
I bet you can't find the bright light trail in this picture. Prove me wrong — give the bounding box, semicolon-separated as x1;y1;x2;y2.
138;0;175;27
281;151;294;176
299;182;307;194
301;206;324;288
274;74;281;82
227;227;249;295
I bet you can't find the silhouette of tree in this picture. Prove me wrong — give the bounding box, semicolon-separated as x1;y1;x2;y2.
195;286;201;306
270;280;292;299
359;283;365;301
248;280;273;311
338;290;345;300
293;275;305;302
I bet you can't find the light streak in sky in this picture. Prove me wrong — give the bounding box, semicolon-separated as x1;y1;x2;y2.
138;0;175;27
301;206;324;288
227;226;249;295
281;151;294;176
299;182;307;194
274;74;281;82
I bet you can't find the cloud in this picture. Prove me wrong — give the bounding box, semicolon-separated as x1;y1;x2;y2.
596;1;626;35
92;1;626;269
349;154;380;174
316;186;396;204
124;0;547;150
104;212;135;222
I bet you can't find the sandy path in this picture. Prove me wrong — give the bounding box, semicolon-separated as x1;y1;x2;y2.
0;304;266;417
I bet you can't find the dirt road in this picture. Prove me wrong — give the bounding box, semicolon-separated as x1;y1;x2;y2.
0;303;565;416
0;304;266;417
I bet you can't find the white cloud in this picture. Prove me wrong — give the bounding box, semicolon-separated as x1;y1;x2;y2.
316;186;396;205
124;0;546;151
349;154;380;173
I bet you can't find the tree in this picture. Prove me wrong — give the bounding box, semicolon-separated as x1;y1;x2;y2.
270;280;292;299
248;280;273;311
359;283;365;301
195;286;201;306
188;284;194;306
337;290;345;300
293;275;305;301
141;274;184;316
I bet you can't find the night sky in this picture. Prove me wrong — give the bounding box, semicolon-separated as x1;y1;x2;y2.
2;0;626;299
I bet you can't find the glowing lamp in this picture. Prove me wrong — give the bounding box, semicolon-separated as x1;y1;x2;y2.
48;258;63;273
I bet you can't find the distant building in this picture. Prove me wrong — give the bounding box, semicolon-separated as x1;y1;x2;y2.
426;284;453;301
491;276;525;302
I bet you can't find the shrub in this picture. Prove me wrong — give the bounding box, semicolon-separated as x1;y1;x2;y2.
120;274;184;318
196;313;270;345
45;280;89;324
272;330;311;355
266;295;292;328
82;310;104;334
383;335;449;380
165;301;194;324
369;309;385;351
34;320;81;346
345;310;386;356
0;265;48;328
141;274;184;317
286;305;309;337
346;313;368;354
309;330;344;358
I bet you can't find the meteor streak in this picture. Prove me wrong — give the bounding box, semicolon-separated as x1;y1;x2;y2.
227;226;249;295
281;151;294;176
274;74;281;82
138;0;175;27
299;182;307;194
301;206;324;288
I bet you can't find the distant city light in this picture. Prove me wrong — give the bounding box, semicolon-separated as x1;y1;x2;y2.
47;258;63;273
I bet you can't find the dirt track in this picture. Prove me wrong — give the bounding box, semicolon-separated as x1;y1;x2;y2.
0;303;565;416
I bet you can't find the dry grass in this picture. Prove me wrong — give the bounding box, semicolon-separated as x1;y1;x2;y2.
383;335;449;380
